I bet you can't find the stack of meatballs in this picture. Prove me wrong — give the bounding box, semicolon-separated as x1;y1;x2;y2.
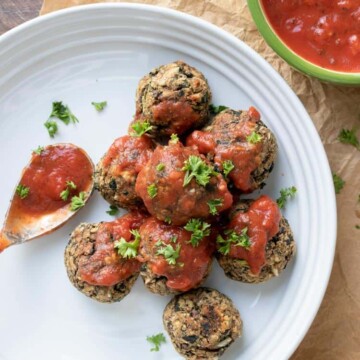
64;61;296;359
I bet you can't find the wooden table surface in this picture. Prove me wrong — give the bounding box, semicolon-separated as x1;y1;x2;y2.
0;0;42;35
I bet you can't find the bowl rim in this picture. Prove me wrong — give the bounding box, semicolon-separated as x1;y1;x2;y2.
247;0;360;85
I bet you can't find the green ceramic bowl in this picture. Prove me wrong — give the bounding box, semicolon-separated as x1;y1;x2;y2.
247;0;360;86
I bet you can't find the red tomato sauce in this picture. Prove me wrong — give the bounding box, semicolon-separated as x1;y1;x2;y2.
79;211;148;287
102;135;154;175
12;144;93;215
222;195;281;275
262;0;360;72
138;217;215;292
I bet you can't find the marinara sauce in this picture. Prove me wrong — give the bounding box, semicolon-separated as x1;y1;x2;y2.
222;195;281;275
262;0;360;72
79;211;148;287
12;144;93;216
138;217;215;292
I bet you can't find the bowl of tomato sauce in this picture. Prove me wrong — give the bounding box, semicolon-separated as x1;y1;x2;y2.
248;0;360;86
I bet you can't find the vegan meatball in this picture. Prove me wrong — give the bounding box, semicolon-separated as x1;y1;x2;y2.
134;61;212;137
137;217;215;295
64;211;148;303
163;287;242;359
94;135;155;210
135;139;233;226
187;106;277;193
216;195;296;283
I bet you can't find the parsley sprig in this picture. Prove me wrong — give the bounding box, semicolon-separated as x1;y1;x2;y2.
147;183;158;199
217;228;251;255
207;198;223;215
16;184;30;199
106;205;119;216
70;192;86;211
184;219;211;247
209;104;228;114
91;101;107;112
276;186;297;209
60;181;77;201
44;121;58;138
33;146;44;155
131;120;153;137
170;134;179;144
182;155;215;187
246;131;262;144
337;128;360;150
222;160;234;177
114;229;141;259
146;333;166;352
50;101;79;124
333;173;345;194
156;241;181;265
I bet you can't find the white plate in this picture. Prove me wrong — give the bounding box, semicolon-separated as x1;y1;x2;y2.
0;4;336;360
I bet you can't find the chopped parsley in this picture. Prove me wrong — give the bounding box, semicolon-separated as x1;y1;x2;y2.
246;131;263;144
44;121;58;138
50;101;79;124
209;104;228;114
217;228;251;255
114;229;141;259
276;186;297;209
207;198;223;215
222;160;235;177
70;192;86;211
182;155;215;187
16;184;30;199
106;205;119;216
91;101;107;112
156;241;181;265
184;219;211;247
131;120;153;137
164;216;172;224
337;128;360;150
60;181;77;201
33;146;44;155
156;163;165;171
170;133;179;144
333;173;345;194
147;183;158;199
146;333;166;352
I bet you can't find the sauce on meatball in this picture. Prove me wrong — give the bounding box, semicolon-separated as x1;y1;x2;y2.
138;217;214;292
218;195;281;274
78;211;148;286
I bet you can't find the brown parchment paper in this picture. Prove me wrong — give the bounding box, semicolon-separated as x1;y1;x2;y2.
40;1;360;359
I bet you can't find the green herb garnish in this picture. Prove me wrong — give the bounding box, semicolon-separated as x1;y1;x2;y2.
70;192;86;211
156;163;165;171
182;155;215;187
44;121;58;138
207;198;223;215
184;219;211;247
114;229;141;259
50;101;79;124
246;131;263;144
146;333;166;352
91;101;107;112
147;183;158;199
16;184;30;199
356;225;360;230
131;120;153;137
333;173;345;194
156;241;181;265
337;128;360;150
217;228;251;255
209;104;228;114
222;160;235;177
164;216;172;224
170;133;179;144
276;186;297;209
60;181;77;201
106;205;119;216
33;146;44;155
